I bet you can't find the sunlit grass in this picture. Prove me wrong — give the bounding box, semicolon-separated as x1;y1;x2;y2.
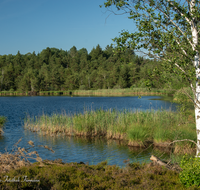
72;88;174;96
24;108;196;153
0;88;175;97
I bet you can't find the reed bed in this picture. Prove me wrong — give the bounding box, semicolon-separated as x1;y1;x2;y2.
24;109;196;153
0;116;6;135
72;88;174;96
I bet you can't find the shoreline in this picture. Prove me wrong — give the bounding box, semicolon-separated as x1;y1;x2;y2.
0;88;175;96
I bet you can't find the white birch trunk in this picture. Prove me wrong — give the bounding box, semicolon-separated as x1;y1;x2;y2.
195;52;200;156
191;0;200;156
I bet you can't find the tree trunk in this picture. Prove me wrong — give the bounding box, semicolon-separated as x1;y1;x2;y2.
150;155;182;171
195;51;200;156
191;0;200;156
150;155;170;168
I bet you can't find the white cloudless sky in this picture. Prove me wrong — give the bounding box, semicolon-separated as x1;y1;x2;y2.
0;0;137;55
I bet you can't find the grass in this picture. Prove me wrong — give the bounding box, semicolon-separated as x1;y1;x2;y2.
24;109;196;154
72;88;175;96
0;116;6;135
0;116;6;127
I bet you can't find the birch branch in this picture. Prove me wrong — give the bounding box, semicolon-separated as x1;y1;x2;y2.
156;8;194;50
167;0;191;25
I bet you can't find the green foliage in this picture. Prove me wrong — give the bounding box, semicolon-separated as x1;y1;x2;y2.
0;160;188;189
0;45;189;92
0;116;6;127
79;85;87;90
173;87;194;118
102;0;198;90
179;155;200;187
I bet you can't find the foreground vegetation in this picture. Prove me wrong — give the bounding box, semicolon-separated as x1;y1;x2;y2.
1;137;200;189
24;108;196;154
0;160;192;190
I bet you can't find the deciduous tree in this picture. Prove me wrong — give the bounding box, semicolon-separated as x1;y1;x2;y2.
102;0;200;155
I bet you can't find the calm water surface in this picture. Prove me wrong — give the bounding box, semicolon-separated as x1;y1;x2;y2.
0;96;178;167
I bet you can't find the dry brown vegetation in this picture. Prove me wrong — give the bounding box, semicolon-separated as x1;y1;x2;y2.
0;138;54;174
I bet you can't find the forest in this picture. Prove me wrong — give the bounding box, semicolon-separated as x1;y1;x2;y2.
0;44;188;92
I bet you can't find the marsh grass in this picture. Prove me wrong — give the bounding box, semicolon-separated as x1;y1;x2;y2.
0;88;174;97
0;116;6;127
72;88;174;96
24;109;196;153
0;116;6;134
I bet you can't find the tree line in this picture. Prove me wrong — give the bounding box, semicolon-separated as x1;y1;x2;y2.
0;44;188;92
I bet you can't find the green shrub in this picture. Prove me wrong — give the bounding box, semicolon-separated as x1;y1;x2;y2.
79;85;87;90
179;154;200;187
9;88;15;92
0;116;6;127
173;87;194;117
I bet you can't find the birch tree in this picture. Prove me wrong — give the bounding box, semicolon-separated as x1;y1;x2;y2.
102;0;200;156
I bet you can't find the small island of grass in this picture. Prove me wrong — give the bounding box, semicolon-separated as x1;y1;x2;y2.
24;108;196;155
0;116;6;135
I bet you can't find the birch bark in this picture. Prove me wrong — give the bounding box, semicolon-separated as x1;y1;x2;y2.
190;0;200;156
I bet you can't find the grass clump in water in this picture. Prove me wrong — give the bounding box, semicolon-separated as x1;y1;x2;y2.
127;124;151;147
0;116;6;135
24;108;196;153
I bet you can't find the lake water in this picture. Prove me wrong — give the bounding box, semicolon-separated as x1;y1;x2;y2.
0;95;178;167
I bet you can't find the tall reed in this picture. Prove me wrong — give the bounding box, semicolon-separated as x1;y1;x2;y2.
24;108;196;152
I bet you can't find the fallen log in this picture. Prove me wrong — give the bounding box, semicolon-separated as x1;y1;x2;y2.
150;155;182;171
150;155;170;169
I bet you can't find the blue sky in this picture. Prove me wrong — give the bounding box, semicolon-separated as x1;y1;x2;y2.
0;0;136;55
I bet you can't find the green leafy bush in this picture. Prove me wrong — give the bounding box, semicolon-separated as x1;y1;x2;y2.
0;116;6;127
173;87;194;118
179;154;200;187
79;85;87;90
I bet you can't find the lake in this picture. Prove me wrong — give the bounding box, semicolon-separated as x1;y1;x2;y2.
0;95;178;167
